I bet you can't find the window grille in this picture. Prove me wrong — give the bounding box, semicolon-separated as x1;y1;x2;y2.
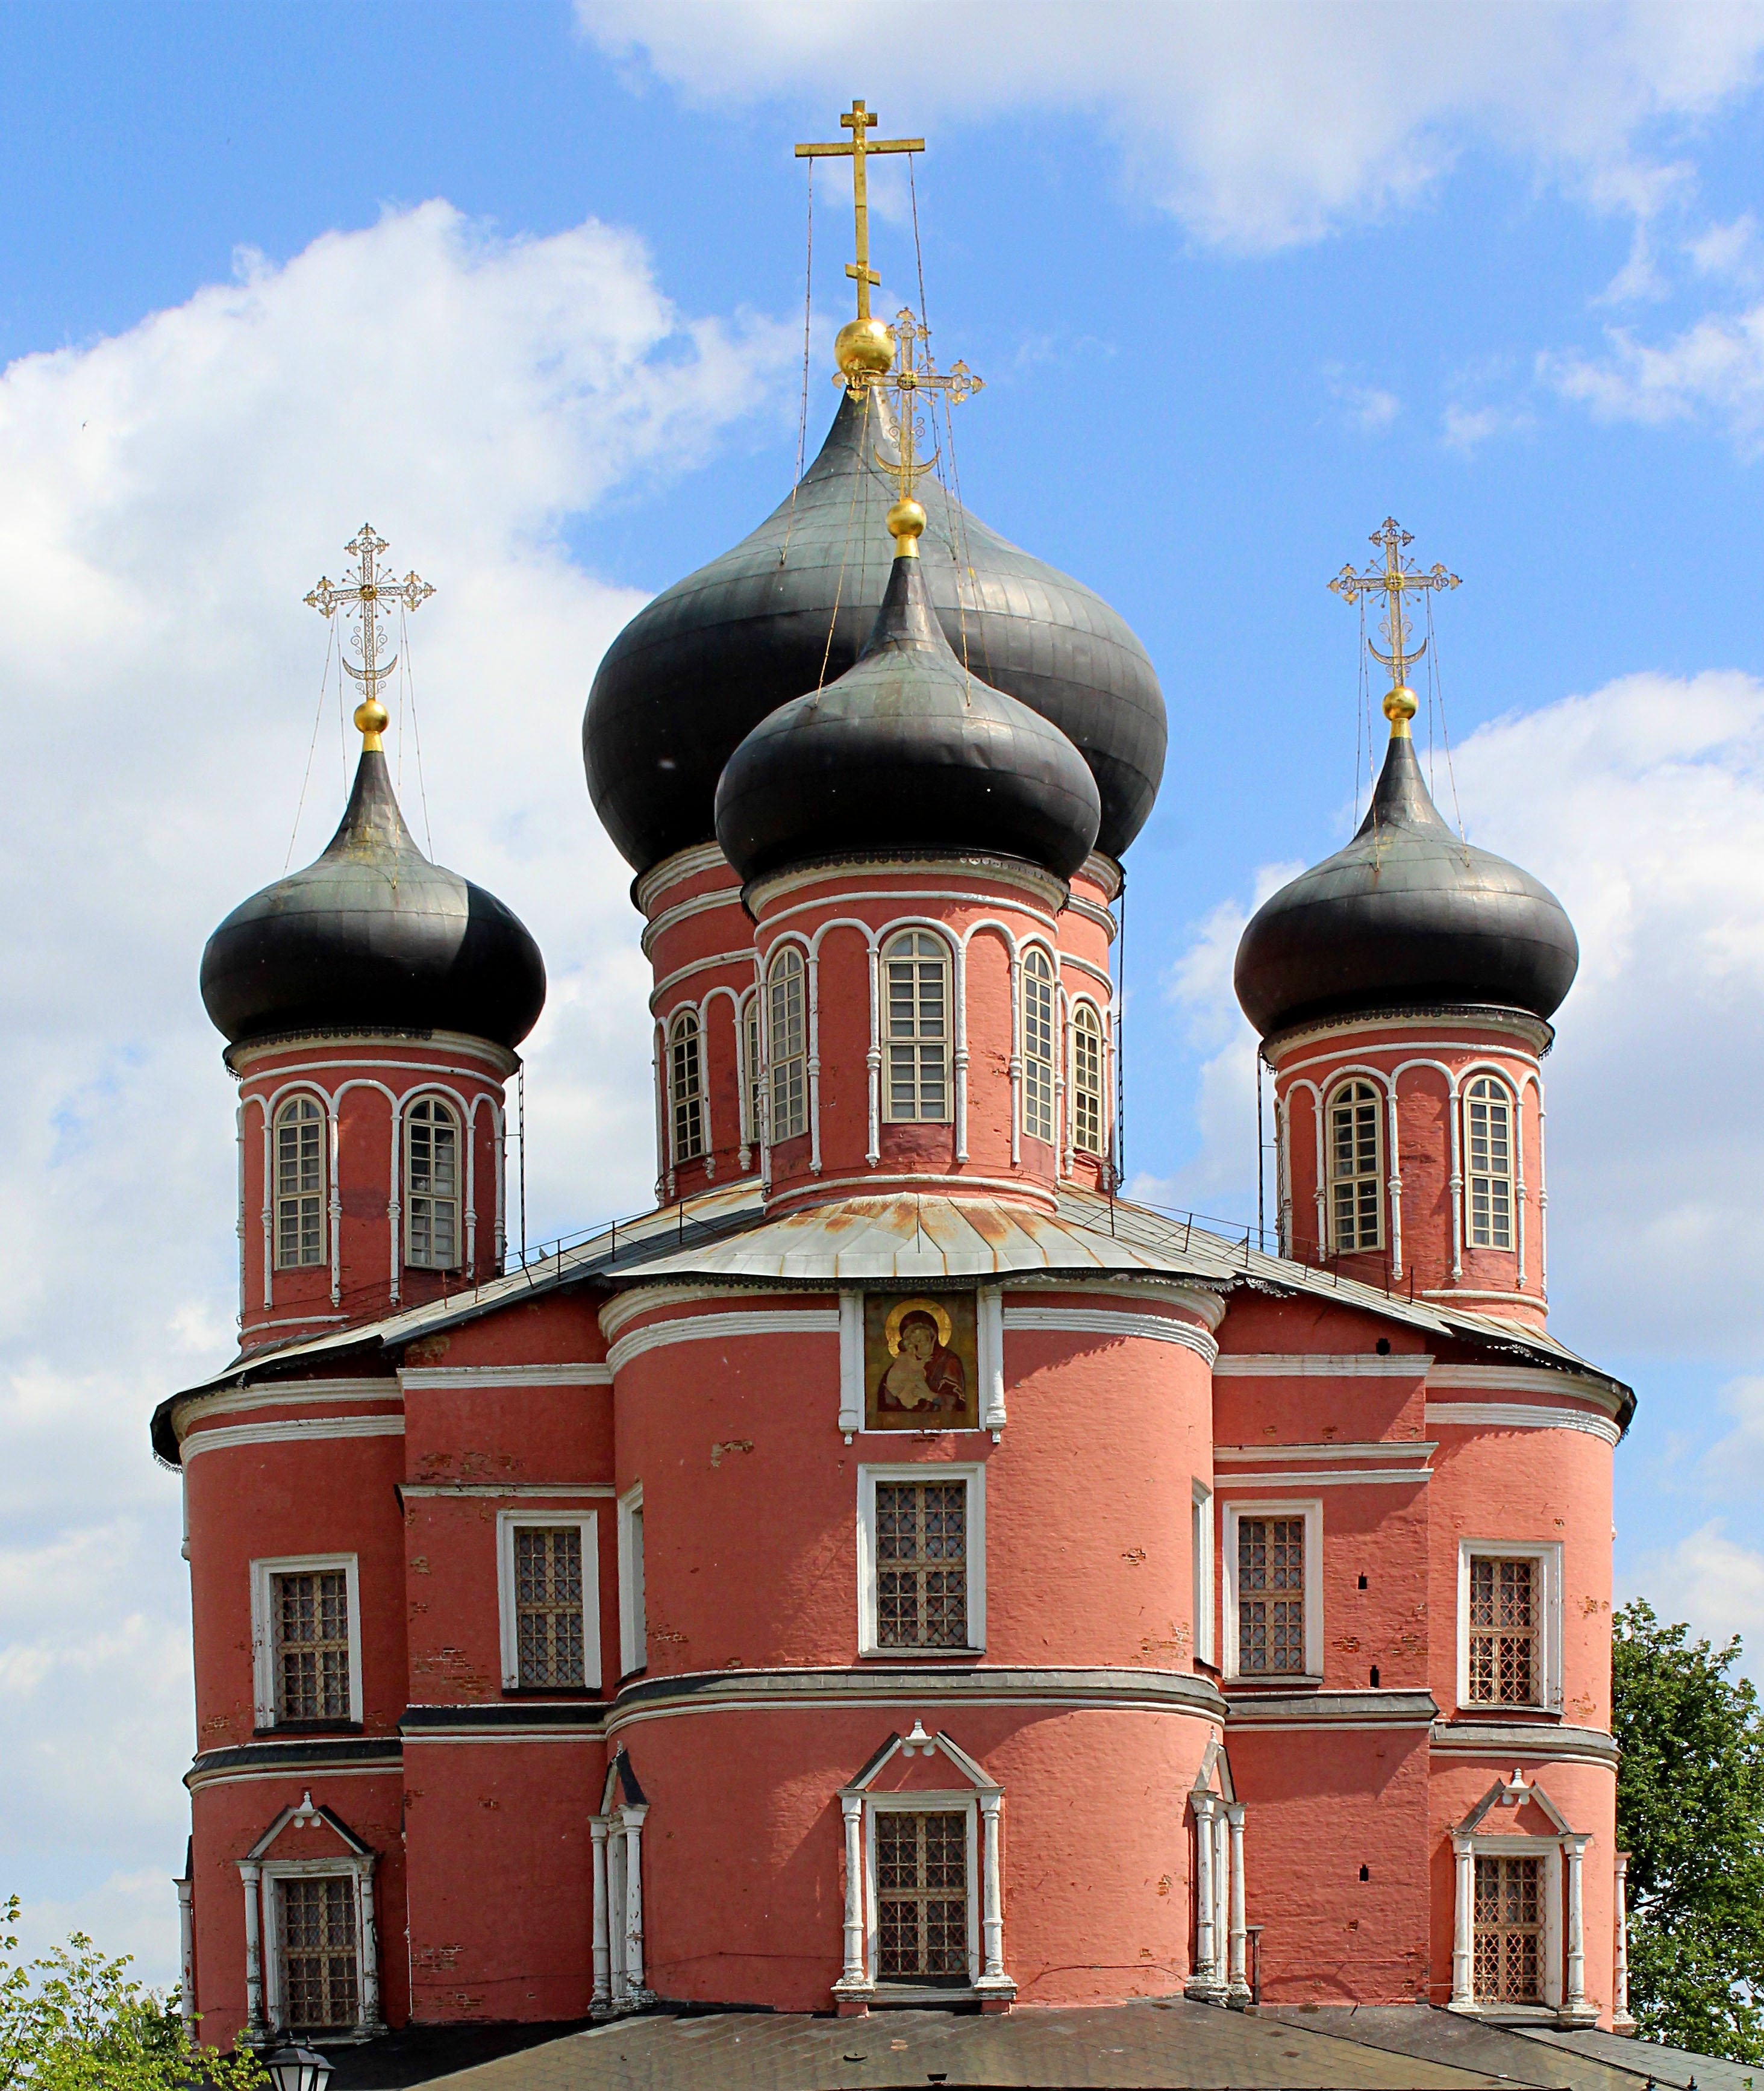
1466;1076;1513;1250
1328;1080;1383;1252
768;947;807;1143
1237;1517;1306;1675
669;1013;704;1163
875;1479;968;1649
884;932;949;1122
1474;1854;1543;2004
1467;1555;1539;1705
1022;948;1055;1144
274;1097;325;1269
876;1810;969;1984
515;1526;585;1687
273;1569;351;1722
743;997;762;1148
278;1876;359;2031
405;1098;460;1269
1072;1004;1104;1155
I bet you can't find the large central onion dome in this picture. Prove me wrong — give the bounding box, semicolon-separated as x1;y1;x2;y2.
585;390;1165;875
715;505;1101;886
201;745;547;1051
1234;697;1578;1039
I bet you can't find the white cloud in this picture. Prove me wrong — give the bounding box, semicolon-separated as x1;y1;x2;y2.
1625;1520;1764;1678
1690;210;1764;287
1699;1376;1764;1496
1442;400;1535;452
1544;301;1764;454
1325;368;1400;433
578;0;1764;253
0;200;789;1984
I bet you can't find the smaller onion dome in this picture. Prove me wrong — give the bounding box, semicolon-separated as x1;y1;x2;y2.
715;502;1101;886
1234;695;1578;1039
201;743;546;1051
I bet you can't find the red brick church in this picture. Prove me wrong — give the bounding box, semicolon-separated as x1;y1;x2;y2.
154;121;1636;2060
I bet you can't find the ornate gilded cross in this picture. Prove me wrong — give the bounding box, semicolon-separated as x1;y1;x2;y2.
304;524;434;751
1328;518;1460;731
868;310;983;554
795;99;924;325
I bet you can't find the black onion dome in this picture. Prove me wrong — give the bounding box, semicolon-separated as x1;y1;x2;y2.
201;748;547;1050
586;389;1164;873
715;548;1101;886
1234;727;1578;1038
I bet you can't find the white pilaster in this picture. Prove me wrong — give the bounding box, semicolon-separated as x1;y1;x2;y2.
622;1807;648;1998
978;1287;1006;1433
952;941;970;1162
1008;953;1023;1165
807;952;822;1176
865;944;881;1166
1449;1836;1475;2010
175;1876;196;2033
1190;1795;1219;1993
1386;1080;1404;1281
1564;1833;1590;2017
357;1863;384;2033
1226;1804;1250;2001
590;1816;611;2007
1212;1805;1230;1992
239;1861;267;2040
1612;1850;1634;2033
978;1793;1006;1983
836;1796;867;1991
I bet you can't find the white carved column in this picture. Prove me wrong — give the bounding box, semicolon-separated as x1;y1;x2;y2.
978;1794;1007;1985
1212;1805;1230;1990
622;1807;648;1997
1448;1076;1465;1279
1450;1837;1475;2010
260;1118;274;1309
1007;953;1023;1165
865;944;881;1166
1612;1851;1634;2033
1564;1834;1590;2017
590;1816;611;2007
836;1796;868;1992
1191;1796;1218;1992
239;1862;267;2039
328;1105;343;1306
1386;1081;1404;1281
357;1863;384;2032
175;1875;196;2032
952;941;970;1161
807;953;822;1176
1226;1804;1250;2001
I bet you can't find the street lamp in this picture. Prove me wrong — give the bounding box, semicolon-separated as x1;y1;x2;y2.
261;2042;333;2091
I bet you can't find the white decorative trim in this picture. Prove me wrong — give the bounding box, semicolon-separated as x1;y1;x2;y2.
1007;1276;1230;1329
401;1363;613;1390
857;1463;986;1657
1213;1352;1433;1378
1221;1499;1322;1682
230;1031;519;1078
839;1291;864;1440
640;882;745;956
403;1482;615;1499
1431;1720;1616;1766
1266;1016;1550;1073
634;839;733;917
607;1307;841;1374
618;1486;646;1680
497;1509;601;1691
1216;1467;1430;1488
978;1287;1005;1432
184;1415;404;1462
1427;1402;1621;1446
765;1170;1059;1207
1216;1440;1437;1464
1457;1538;1564;1715
751;862;1066;923
598;1284;803;1342
1192;1480;1215;1667
174;1379;400;1435
249;1552;363;1729
1002;1302;1218;1363
249;1843;384;2039
1427;1364;1626;1414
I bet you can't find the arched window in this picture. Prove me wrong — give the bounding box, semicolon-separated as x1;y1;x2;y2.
884;931;949;1122
768;946;807;1143
669;1011;704;1164
1022;947;1056;1145
405;1097;461;1270
1327;1079;1383;1253
1465;1075;1513;1250
1072;1003;1104;1155
742;995;762;1150
274;1096;326;1269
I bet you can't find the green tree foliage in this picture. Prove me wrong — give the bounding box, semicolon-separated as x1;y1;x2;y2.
0;1897;264;2090
1613;1600;1764;2062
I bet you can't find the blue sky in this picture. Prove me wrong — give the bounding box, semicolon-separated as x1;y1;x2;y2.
3;0;1763;1986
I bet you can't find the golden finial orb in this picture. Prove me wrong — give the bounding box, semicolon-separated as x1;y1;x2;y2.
836;315;896;386
1382;683;1418;735
886;497;926;557
354;695;390;751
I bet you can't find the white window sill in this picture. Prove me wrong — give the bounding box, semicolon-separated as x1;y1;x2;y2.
1224;1673;1324;1690
1457;1702;1561;1719
859;1647;986;1662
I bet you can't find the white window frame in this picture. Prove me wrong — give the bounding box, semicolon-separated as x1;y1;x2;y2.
1326;1077;1385;1255
273;1092;328;1270
1221;1500;1322;1684
1192;1480;1216;1667
1071;1001;1105;1156
1464;1074;1516;1253
260;1857;378;2037
618;1485;646;1679
496;1510;601;1692
1457;1837;1566;2013
881;929;952;1124
1457;1540;1563;1714
768;944;808;1144
403;1093;463;1271
250;1553;363;1730
739;991;762;1159
1019;946;1056;1147
856;1462;986;1658
668;1010;705;1166
863;1791;981;1993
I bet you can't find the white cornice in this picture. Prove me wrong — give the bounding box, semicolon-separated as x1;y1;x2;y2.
748;853;1068;919
640;884;749;958
1431;1720;1618;1766
182;1414;405;1460
1213;1353;1433;1378
1425;1400;1621;1446
1216;1465;1431;1488
1263;1008;1553;1068
606;1306;842;1373
1425;1364;1625;1416
399;1363;612;1390
1215;1441;1436;1464
174;1378;401;1439
634;841;736;919
597;1283;818;1343
1077;851;1124;903
1002;1303;1218;1364
227;1030;518;1079
1005;1276;1228;1329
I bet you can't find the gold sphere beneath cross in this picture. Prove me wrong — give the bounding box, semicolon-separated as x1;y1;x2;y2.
886;497;927;555
1383;683;1419;732
354;695;389;750
836;316;895;384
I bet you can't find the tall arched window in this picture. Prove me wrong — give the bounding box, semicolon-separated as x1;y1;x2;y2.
884;931;949;1122
1022;948;1056;1145
1072;1003;1104;1155
1465;1075;1513;1250
1327;1079;1383;1253
768;945;807;1143
405;1097;461;1270
742;994;762;1151
669;1011;704;1164
274;1095;326;1269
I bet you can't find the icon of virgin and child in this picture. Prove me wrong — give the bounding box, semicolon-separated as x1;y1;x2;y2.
863;1294;978;1430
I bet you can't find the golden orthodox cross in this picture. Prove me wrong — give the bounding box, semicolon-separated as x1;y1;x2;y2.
871;307;983;501
1328;518;1460;716
795;99;924;322
304;524;434;750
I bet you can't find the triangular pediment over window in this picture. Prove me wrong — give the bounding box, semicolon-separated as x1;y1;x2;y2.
840;1720;999;1797
246;1792;373;1864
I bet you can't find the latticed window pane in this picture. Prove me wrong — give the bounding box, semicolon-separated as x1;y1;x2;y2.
1022;950;1056;1144
405;1098;460;1268
1474;1855;1543;2003
1468;1555;1539;1705
1467;1077;1514;1250
884;933;949;1123
670;1015;704;1162
274;1570;351;1722
1328;1081;1383;1252
1073;1007;1104;1155
875;1481;968;1649
876;1810;969;1983
275;1097;325;1268
516;1525;585;1686
768;948;807;1142
279;1875;359;2030
1238;1517;1306;1675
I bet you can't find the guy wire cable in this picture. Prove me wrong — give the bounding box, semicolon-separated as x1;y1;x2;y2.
400;601;435;856
780;159;814;568
286;616;336;872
